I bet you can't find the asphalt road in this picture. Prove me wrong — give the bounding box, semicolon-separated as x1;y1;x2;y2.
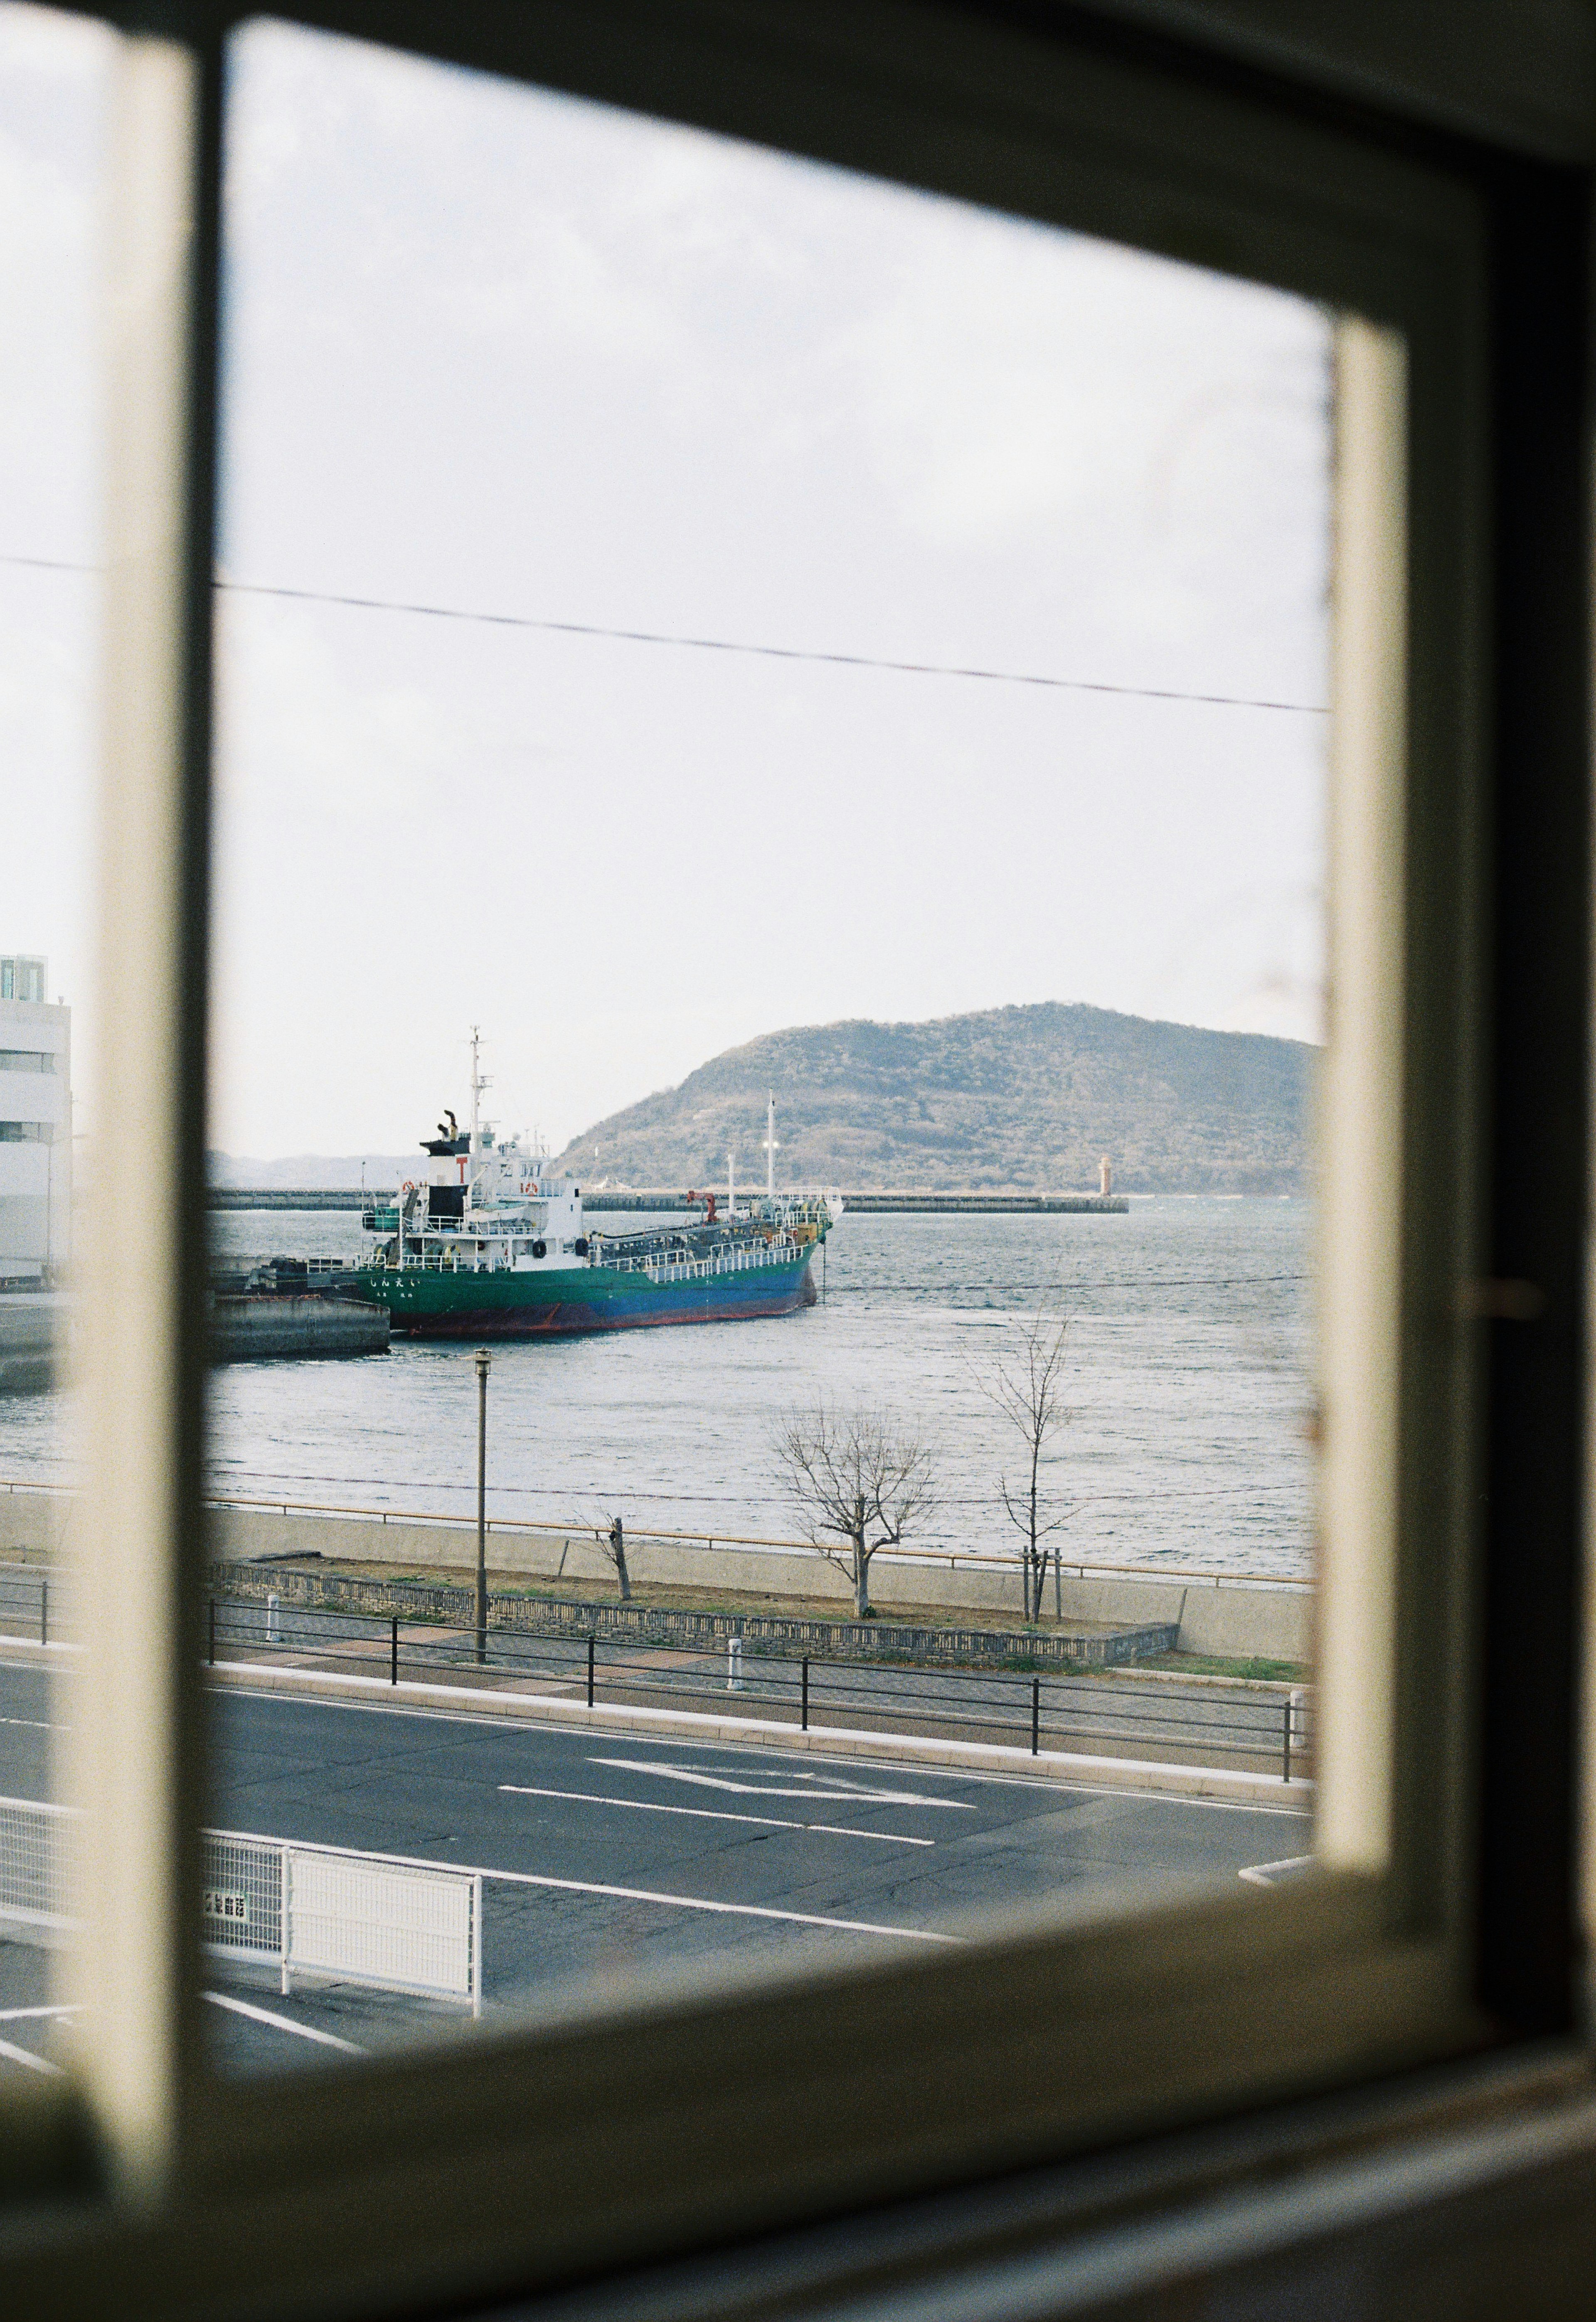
0;1656;1310;2078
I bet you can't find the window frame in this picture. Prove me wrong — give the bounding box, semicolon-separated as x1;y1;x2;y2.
3;2;1586;2312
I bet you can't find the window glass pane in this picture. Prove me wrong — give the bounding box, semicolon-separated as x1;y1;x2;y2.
204;18;1328;2073
0;0;113;2084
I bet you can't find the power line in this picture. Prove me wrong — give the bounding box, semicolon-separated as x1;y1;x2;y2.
221;580;1328;713
2;551;1328;714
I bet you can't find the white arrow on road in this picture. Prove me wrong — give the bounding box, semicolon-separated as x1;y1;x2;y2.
588;1757;977;1810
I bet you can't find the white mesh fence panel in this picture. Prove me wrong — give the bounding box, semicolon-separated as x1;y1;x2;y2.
285;1847;478;2008
202;1832;284;1966
0;1794;70;1933
0;1802;480;2012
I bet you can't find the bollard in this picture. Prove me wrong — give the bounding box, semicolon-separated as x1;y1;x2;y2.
801;1657;809;1731
39;1576;47;1649
208;1597;215;1667
1285;1686;1308;1783
267;1591;281;1647
391;1614;399;1685
1283;1695;1292;1783
727;1635;744;1692
1031;1675;1040;1756
586;1635;595;1709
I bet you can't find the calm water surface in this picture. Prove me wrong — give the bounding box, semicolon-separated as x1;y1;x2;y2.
0;1200;1313;1578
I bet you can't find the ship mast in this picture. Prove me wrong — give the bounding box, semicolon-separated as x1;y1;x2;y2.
468;1026;492;1207
470;1027;495;1147
764;1089;778;1196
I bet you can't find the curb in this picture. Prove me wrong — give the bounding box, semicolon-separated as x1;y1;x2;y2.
205;1659;1314;1807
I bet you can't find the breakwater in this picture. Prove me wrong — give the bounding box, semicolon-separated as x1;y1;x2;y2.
208;1186;1130;1215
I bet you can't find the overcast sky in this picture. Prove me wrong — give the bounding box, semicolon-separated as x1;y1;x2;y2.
0;8;1331;1159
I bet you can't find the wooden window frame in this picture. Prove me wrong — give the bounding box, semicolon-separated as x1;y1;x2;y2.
2;4;1589;2313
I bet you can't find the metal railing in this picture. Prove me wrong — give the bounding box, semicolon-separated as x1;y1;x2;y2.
206;1594;1313;1780
602;1238;801;1281
0;1558;1313;1776
0;1564;55;1645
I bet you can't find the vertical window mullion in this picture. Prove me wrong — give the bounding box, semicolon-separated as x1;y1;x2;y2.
1318;318;1408;1879
66;26;221;2198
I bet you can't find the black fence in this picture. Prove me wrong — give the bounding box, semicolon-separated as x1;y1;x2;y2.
206;1592;1311;1781
0;1564;54;1646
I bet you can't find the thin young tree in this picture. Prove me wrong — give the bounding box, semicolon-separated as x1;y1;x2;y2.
973;1308;1074;1624
773;1402;936;1617
592;1510;633;1601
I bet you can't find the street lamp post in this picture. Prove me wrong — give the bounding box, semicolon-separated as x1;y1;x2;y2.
475;1347;491;1665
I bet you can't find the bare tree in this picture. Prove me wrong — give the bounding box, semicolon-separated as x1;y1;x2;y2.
774;1402;936;1617
592;1511;633;1601
972;1309;1075;1624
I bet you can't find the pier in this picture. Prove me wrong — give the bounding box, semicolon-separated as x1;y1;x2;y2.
211;1293;388;1362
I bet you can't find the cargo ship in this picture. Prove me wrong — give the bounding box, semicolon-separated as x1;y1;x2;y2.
355;1049;839;1341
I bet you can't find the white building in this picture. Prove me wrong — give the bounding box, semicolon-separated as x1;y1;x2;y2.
0;955;71;1283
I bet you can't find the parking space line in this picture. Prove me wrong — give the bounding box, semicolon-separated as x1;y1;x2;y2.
203;1990;366;2052
0;2034;62;2074
478;1865;964;1942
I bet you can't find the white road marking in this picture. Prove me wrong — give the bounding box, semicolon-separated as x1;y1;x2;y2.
202;1990;365;2052
499;1782;933;1845
0;1715;62;1731
479;1865;964;1943
589;1757;977;1811
0;2034;62;2074
1238;1855;1315;1886
0;2004;79;2022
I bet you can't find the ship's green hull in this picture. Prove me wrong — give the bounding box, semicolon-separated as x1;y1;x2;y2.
357;1249;818;1338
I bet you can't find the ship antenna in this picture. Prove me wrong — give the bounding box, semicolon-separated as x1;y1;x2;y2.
764;1089;778;1197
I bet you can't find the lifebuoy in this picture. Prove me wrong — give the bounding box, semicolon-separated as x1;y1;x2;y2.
401;1180;416;1193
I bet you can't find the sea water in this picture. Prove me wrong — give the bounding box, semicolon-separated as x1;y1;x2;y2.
0;1198;1313;1578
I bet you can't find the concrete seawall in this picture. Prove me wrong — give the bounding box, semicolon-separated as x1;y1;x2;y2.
1;1487;1310;1660
206;1508;1310;1659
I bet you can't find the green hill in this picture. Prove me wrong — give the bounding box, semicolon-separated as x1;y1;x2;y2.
553;1003;1313;1194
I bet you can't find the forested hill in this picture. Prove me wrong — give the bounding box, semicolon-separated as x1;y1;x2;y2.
552;1003;1314;1195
